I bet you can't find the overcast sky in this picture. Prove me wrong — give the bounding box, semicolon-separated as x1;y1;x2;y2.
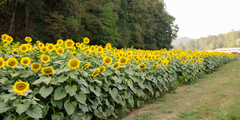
164;0;240;39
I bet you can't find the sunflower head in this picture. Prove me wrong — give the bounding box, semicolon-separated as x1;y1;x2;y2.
76;42;81;47
119;57;128;65
47;43;55;51
125;81;130;84
31;62;41;71
99;66;106;73
157;60;163;65
0;57;6;68
68;58;80;69
38;43;44;48
91;68;100;77
41;55;50;63
90;46;95;52
6;57;18;68
113;62;120;69
1;34;9;42
6;36;13;43
65;39;75;48
19;44;28;53
40;47;48;53
196;69;199;72
80;43;85;49
20;57;31;66
83;37;90;44
41;67;55;76
12;81;30;95
57;39;63;45
182;60;186;64
103;57;112;65
163;60;169;67
56;47;64;55
82;62;91;69
97;46;103;53
25;36;32;42
139;64;146;69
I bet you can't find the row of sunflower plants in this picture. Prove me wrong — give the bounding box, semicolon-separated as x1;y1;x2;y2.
0;34;236;120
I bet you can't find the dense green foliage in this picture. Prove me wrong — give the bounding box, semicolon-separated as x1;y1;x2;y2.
0;0;178;50
177;30;240;51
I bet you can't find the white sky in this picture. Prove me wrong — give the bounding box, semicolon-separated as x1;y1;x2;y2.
164;0;240;39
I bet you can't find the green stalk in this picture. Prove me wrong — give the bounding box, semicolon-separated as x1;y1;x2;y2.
19;95;22;120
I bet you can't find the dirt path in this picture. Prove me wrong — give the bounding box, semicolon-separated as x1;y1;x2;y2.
120;58;240;120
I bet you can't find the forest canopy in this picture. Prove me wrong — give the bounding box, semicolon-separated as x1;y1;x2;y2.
0;0;178;50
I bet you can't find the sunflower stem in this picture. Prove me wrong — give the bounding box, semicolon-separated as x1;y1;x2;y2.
19;95;22;120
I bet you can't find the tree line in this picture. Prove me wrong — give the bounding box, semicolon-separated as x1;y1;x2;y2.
177;30;240;51
0;0;178;50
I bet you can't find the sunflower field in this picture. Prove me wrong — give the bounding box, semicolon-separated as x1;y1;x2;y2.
0;34;236;120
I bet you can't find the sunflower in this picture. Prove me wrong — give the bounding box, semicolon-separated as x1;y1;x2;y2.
97;46;103;53
56;47;64;55
57;39;63;45
182;60;186;64
76;42;81;48
38;43;44;48
84;49;91;55
6;36;13;43
41;55;50;63
1;34;9;42
90;46;95;52
40;47;48;53
139;64;146;69
82;62;91;69
20;57;31;66
80;43;85;49
196;69;199;72
25;36;32;42
83;37;90;44
41;67;55;75
65;39;75;48
47;43;55;51
6;57;18;68
113;62;120;69
188;55;193;60
157;60;163;65
166;57;171;61
103;57;112;65
163;60;169;67
12;81;30;95
68;58;80;69
31;62;41;71
106;46;112;51
0;57;6;68
27;43;32;50
91;68;100;77
99;66;106;72
119;57;128;65
125;81;130;84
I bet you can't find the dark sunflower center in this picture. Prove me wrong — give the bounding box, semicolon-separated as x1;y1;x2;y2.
44;68;52;73
43;56;48;61
33;64;39;69
23;60;28;64
16;83;26;90
70;60;78;67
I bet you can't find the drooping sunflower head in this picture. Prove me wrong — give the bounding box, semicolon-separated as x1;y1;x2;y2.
91;68;100;77
41;55;50;63
20;57;31;66
47;43;55;51
25;36;32;42
113;62;120;69
56;47;64;55
157;60;163;65
6;57;18;68
103;57;112;65
57;39;63;45
182;60;186;64
68;58;80;69
31;62;41;71
65;39;75;48
41;67;55;76
119;57;128;65
40;47;48;53
83;37;90;44
99;66;106;73
12;81;30;95
1;34;9;42
19;44;28;53
82;62;91;69
0;57;6;68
